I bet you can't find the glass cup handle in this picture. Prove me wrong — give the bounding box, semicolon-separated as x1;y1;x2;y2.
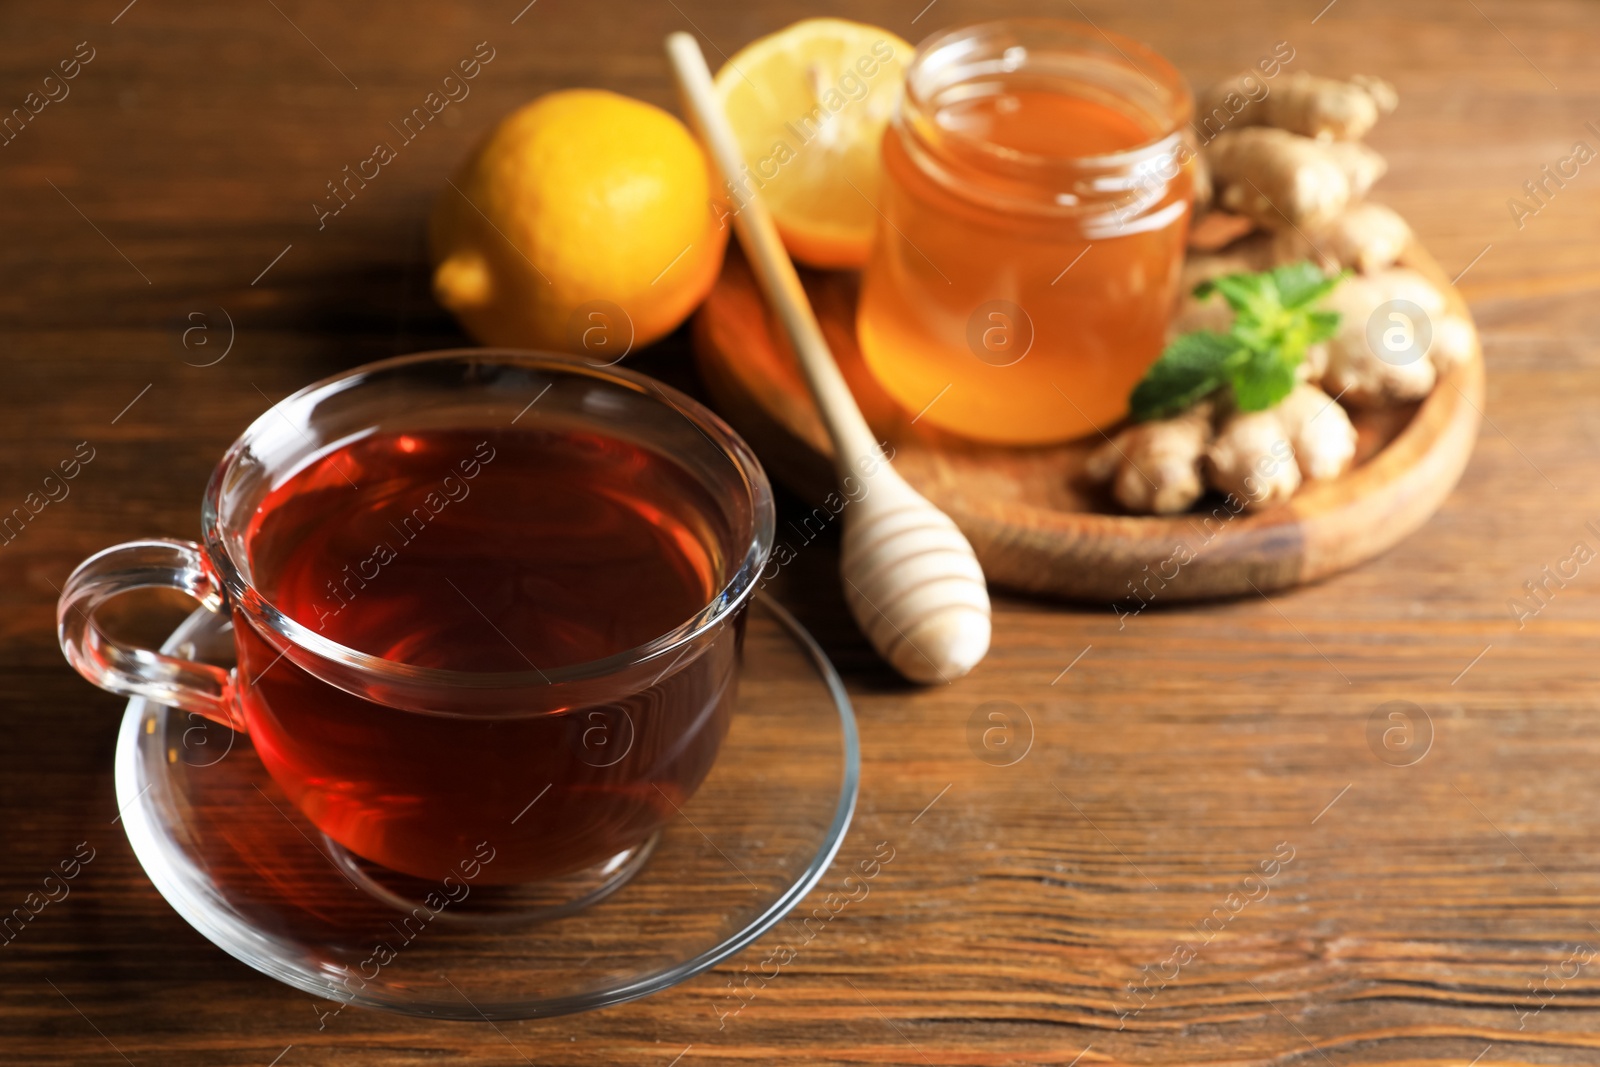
56;538;242;730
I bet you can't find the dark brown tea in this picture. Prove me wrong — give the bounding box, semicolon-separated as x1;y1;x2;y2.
236;425;739;884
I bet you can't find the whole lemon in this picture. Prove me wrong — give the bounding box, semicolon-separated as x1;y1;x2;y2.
430;89;727;356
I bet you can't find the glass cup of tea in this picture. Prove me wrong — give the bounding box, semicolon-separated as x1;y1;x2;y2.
58;351;775;909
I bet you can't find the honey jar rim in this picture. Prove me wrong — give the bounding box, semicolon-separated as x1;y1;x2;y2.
896;17;1195;218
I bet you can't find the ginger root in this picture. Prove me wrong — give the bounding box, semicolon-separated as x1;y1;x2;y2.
1088;386;1356;515
1086;402;1215;515
1204;406;1301;507
1205;384;1358;508
1126;251;1477;518
1269;72;1395;141
1201;71;1397;142
1273;201;1413;275
1102;68;1473;518
1318;268;1477;404
1267;71;1395;141
1206;128;1353;230
1205;129;1389;232
1198;67;1395;271
1323;139;1388;199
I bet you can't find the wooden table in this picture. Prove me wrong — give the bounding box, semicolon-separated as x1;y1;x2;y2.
4;0;1597;1063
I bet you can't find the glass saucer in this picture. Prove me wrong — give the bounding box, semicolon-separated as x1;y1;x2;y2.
114;595;859;1020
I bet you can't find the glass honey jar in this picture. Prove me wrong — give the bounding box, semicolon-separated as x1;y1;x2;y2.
857;19;1195;444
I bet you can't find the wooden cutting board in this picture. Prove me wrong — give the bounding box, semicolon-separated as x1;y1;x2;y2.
691;241;1483;603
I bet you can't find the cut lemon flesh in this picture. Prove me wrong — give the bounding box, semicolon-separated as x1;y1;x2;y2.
714;18;913;269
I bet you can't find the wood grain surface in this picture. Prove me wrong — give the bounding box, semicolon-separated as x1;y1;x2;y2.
2;1;1599;1065
693;239;1485;602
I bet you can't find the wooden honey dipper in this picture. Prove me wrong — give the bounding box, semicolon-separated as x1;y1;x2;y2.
666;32;991;683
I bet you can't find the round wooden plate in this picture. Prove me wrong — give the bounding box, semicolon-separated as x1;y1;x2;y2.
691;242;1484;603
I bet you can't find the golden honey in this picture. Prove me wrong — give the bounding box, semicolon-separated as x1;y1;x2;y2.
857;20;1195;444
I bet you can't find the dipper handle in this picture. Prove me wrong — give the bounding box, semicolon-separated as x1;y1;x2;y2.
666;31;990;682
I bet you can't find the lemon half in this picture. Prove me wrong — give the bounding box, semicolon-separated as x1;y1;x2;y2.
714;19;913;270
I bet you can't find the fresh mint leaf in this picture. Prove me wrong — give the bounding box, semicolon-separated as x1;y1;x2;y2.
1229;345;1299;411
1126;261;1349;423
1196;272;1273;318
1305;308;1341;343
1269;262;1339;309
1130;331;1243;422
